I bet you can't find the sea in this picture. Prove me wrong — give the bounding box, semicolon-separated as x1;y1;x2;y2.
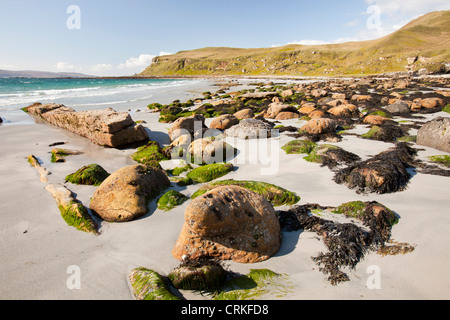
0;77;211;125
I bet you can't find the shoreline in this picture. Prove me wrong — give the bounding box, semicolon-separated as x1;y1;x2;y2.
1;76;450;300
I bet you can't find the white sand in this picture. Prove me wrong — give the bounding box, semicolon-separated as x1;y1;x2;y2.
1;82;450;300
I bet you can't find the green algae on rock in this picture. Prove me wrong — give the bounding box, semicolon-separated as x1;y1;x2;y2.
191;179;300;207
131;141;169;165
157;190;189;211
282;139;317;155
168;259;227;291
214;269;293;300
177;163;234;186
51;148;83;163
65;164;110;186
58;201;99;234
45;183;98;234
428;155;450;167
129;268;180;300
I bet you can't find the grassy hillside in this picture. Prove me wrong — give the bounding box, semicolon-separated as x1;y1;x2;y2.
139;10;450;77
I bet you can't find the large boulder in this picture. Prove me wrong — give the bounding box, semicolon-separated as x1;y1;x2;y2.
417;117;450;152
168;114;207;142
90;165;170;222
24;104;148;148
233;108;254;120
224;118;273;139
209;114;239;130
264;102;298;119
275;112;300;120
385;101;410;114
187;138;237;164
172;185;282;263
300;118;337;135
327;104;361;118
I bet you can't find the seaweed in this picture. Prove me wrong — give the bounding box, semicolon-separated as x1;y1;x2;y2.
168;258;227;292
278;201;398;285
334;143;417;194
360;124;405;142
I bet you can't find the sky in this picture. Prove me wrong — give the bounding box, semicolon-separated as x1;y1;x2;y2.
0;0;449;76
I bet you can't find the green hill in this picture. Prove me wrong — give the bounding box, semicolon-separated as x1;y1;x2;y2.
139;10;450;77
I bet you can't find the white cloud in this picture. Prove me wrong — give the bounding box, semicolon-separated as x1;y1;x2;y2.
279;0;450;48
289;39;329;46
344;20;360;27
90;64;113;73
364;0;450;16
158;51;173;56
56;61;76;71
118;54;156;69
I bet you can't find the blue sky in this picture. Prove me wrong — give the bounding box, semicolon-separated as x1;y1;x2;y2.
0;0;449;76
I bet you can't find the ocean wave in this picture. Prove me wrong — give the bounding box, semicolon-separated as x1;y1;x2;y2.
0;79;194;109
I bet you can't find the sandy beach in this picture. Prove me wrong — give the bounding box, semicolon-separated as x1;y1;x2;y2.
1;76;450;301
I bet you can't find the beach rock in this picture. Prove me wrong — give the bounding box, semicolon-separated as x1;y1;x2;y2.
90;165;170;222
27;154;50;183
327;104;361;118
233;108;254;120
310;89;328;98
332;93;347;100
45;183;98;234
65;164;110;186
417;117;450;152
51;148;83;163
168;114;207;141
308;110;326;119
275;111;300;120
361;124;405;142
209;114;239;130
172;185;282;263
298;104;316;115
178;163;234;186
281;89;295;98
265;103;298;119
419;98;445;109
238;92;278;100
129;268;180;300
225;118;273;139
168;261;227;291
363;115;388;125
192;179;300;207
385;101;410;114
301;118;337;135
351;95;373;103
0;117;3;123
25;104;148;148
187;138;237;164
